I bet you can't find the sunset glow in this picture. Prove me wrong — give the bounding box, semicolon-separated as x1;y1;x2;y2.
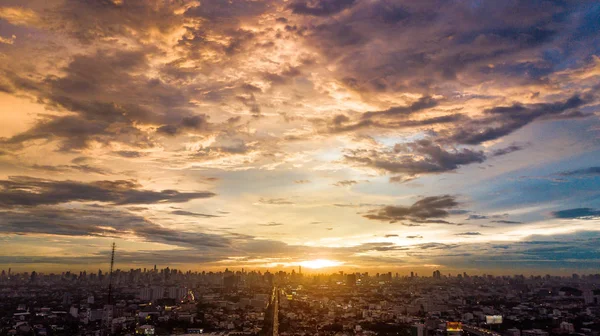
0;0;599;275
299;259;344;270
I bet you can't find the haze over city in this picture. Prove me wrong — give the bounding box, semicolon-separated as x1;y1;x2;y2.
1;0;600;276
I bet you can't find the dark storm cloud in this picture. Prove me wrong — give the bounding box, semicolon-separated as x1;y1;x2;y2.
0;207;230;248
290;0;358;17
363;195;458;223
552;208;600;219
345;139;485;176
0;176;215;208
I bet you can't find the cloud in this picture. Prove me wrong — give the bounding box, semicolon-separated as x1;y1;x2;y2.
345;139;485;176
552;208;600;219
322;110;464;134
0;0;599;272
170;210;221;218
258;222;284;227
0;35;15;45
0;48;208;151
491;220;523;224
289;0;357;17
333;180;358;187
112;151;147;158
363;195;458;223
558;167;600;177
467;214;488;220
417;243;459;250
491;143;527;157
333;203;386;208
257;198;295;205
361;96;439;119
157;115;212;137
0;176;215;208
446;94;594;145
0;207;231;248
28;164;111;175
0;7;41;26
455;232;482;236
384;234;399;238
356;242;409;252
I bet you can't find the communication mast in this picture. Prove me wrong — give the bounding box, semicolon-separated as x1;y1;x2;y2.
102;242;116;336
108;242;116;304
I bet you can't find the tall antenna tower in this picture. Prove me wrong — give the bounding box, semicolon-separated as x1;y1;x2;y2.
108;242;116;305
102;243;116;336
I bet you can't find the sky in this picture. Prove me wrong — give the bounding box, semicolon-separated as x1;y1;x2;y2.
0;0;600;275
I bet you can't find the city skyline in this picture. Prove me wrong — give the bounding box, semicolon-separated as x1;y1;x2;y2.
1;0;600;274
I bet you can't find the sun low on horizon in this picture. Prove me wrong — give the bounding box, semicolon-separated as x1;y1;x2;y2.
0;0;600;275
299;259;344;270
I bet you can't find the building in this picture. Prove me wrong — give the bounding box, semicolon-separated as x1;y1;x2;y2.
522;330;549;336
346;273;357;286
559;322;574;333
140;287;153;301
411;323;425;336
167;287;187;300
505;328;520;336
102;305;114;330
151;286;165;301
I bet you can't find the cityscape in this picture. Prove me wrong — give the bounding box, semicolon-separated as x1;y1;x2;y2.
2;262;600;336
1;0;600;335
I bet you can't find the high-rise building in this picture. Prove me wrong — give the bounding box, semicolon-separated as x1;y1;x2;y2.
346;273;357;286
139;288;152;302
167;287;187;300
151;286;164;301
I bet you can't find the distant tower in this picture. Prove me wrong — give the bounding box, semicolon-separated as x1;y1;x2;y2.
108;242;116;304
299;266;302;275
103;242;116;336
